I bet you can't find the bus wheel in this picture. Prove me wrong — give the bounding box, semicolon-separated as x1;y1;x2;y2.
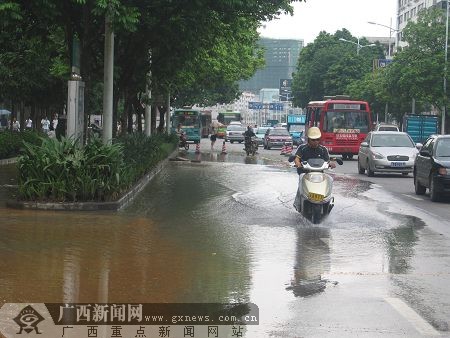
342;154;348;160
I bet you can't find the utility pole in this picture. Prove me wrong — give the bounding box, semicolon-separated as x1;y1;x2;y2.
443;0;449;134
144;50;152;136
102;5;114;144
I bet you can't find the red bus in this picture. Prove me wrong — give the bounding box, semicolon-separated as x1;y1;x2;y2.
305;98;373;160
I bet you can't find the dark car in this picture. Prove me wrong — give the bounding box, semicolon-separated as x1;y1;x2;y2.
414;135;450;201
263;127;293;149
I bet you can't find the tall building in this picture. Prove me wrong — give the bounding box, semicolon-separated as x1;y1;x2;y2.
397;0;446;48
239;38;303;95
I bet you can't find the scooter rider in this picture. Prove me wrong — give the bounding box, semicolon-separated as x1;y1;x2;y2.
294;127;336;174
293;127;336;212
244;125;256;149
176;123;187;146
244;125;256;139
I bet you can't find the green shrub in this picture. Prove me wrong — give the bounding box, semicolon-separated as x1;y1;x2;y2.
17;132;177;202
18;137;125;202
0;130;45;159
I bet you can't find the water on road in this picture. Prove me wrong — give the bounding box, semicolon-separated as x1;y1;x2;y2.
1;151;450;337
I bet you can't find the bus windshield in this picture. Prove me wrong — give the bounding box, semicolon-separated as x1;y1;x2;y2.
323;111;370;133
218;112;241;125
172;112;199;127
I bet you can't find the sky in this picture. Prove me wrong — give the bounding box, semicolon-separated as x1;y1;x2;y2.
258;0;398;45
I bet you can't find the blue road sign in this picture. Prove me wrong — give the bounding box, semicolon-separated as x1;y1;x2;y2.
269;103;284;111
248;102;264;110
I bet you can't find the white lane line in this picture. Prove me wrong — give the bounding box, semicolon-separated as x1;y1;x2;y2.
401;194;424;201
384;297;440;336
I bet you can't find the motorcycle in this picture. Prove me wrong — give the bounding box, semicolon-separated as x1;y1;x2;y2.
290;157;343;224
244;136;258;156
179;133;189;150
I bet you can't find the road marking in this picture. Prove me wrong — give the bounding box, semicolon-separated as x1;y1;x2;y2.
384;297;440;336
401;194;424;201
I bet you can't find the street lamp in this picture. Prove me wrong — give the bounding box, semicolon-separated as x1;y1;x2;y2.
339;37;376;55
368;19;399;58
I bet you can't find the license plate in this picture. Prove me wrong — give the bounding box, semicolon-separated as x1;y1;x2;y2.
308;192;324;202
391;162;406;167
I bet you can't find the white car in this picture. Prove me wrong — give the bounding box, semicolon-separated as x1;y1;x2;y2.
374;124;399;132
358;131;420;177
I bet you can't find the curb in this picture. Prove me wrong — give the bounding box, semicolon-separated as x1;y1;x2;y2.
6;149;177;211
0;157;18;165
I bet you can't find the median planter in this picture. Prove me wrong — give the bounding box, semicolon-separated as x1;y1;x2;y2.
7;133;178;211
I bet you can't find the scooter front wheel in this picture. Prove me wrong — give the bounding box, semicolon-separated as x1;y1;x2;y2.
311;204;323;224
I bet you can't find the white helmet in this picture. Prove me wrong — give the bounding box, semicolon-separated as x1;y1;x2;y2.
307;127;321;140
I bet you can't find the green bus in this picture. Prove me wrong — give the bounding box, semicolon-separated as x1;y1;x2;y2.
171;109;202;144
217;111;242;138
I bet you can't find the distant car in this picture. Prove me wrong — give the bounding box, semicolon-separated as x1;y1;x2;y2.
254;126;272;146
275;123;287;128
414;134;450;201
225;125;246;143
287;124;305;145
358;131;420;177
374;124;399;132
263;127;293;149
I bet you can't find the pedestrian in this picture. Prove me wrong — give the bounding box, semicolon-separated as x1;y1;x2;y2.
41;116;50;134
25;117;33;130
210;127;217;151
12;118;20;132
52;115;58;131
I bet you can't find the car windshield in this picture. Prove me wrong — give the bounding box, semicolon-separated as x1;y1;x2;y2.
289;125;305;132
256;128;269;135
371;134;414;147
436;139;450;157
270;129;290;136
378;126;398;131
227;125;245;131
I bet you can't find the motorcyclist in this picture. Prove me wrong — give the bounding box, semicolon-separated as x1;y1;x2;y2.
292;127;336;212
244;126;256;150
176;123;187;146
294;127;336;174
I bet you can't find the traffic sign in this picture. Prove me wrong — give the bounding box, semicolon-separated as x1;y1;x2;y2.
248;102;264;110
269;103;284;111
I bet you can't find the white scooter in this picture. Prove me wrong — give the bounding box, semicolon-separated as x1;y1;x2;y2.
290;157;343;224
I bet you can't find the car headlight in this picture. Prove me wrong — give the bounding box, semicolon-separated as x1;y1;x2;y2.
371;151;384;160
438;167;448;175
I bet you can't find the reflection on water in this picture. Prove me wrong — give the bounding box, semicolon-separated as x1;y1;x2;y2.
0;160;298;309
0;164;18;205
286;226;334;297
3;155;448;335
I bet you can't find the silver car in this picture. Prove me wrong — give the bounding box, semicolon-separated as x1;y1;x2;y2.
225;125;246;143
358;131;420;177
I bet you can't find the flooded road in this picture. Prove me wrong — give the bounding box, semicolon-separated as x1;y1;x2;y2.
1;150;450;337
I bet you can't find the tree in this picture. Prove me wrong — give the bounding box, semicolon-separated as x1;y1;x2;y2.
1;0;304;135
384;8;447;129
292;29;384;107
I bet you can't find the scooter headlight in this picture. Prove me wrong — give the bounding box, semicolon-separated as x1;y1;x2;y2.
305;173;325;183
